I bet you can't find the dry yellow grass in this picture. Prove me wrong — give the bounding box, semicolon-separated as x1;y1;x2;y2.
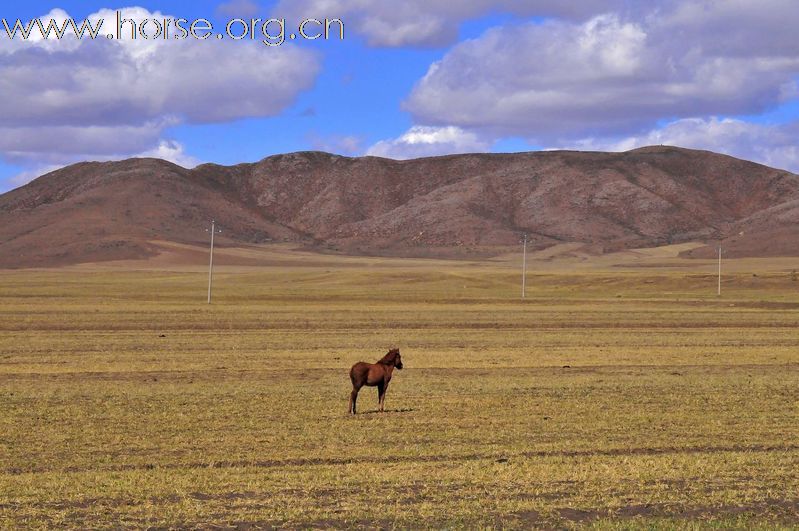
1;247;798;528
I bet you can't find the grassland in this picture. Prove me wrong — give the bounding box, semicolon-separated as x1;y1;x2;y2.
1;246;798;529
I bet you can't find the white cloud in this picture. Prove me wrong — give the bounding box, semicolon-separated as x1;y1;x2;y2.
0;6;319;170
0;121;172;164
566;117;799;173
273;0;624;47
137;140;201;168
366;126;490;159
404;2;799;142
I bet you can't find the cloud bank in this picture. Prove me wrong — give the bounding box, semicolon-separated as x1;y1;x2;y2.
361;0;799;170
569;117;799;173
1;6;320;184
405;4;799;142
273;0;625;47
366;126;490;159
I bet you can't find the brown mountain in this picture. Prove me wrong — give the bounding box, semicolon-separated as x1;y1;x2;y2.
2;146;799;267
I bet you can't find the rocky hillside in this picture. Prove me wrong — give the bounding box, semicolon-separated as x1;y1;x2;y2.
2;146;798;267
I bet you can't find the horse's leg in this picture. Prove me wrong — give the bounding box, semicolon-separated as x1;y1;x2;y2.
381;382;390;412
349;387;359;415
377;381;386;412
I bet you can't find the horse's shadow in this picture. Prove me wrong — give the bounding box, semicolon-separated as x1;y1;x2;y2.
357;408;415;415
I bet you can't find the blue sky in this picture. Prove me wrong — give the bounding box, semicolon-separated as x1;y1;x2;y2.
2;0;799;192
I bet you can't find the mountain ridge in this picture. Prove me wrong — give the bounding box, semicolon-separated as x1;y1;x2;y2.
3;146;799;267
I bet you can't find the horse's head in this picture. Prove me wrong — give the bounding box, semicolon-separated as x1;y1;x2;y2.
380;347;403;369
391;348;403;370
377;348;402;369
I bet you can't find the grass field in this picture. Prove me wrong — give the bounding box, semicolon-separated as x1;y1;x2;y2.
1;246;798;529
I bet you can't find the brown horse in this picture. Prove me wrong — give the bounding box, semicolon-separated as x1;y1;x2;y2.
348;348;403;414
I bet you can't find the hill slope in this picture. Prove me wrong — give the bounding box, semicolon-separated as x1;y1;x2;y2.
2;146;798;267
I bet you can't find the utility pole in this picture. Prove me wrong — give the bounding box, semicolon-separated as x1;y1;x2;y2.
521;233;527;300
206;220;222;304
717;245;722;297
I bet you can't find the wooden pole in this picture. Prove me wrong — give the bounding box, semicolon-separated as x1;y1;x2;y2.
207;220;220;304
521;234;527;299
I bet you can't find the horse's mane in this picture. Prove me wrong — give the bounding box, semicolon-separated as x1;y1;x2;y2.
378;348;399;365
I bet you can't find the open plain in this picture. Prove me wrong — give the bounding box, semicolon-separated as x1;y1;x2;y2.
1;243;798;529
